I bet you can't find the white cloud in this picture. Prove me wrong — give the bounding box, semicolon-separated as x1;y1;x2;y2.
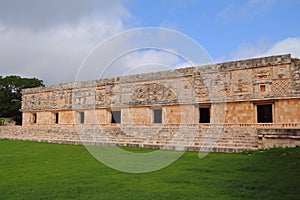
264;37;300;58
82;48;187;80
0;1;216;86
0;1;197;86
74;27;212;82
0;1;131;85
121;50;181;69
0;0;130;30
230;37;300;60
112;49;183;76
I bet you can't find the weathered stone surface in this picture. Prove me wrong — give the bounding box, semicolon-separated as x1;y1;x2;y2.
12;54;300;151
0;125;259;152
258;129;300;149
21;54;298;111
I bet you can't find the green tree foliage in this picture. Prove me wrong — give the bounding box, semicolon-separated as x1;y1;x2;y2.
0;75;44;125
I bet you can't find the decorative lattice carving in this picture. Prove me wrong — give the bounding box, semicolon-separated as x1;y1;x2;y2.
272;79;291;95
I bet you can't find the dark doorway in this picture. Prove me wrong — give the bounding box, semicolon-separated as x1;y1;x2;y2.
257;104;273;123
79;112;85;124
55;113;59;124
153;109;162;123
33;113;37;124
199;107;210;123
111;111;121;124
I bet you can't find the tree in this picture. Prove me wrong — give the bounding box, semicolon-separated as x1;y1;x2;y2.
0;75;44;125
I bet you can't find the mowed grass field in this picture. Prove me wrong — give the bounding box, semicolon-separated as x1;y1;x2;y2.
0;139;299;200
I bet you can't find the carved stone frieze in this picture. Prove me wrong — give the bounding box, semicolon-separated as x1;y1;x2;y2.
232;69;252;94
130;83;177;105
21;54;297;111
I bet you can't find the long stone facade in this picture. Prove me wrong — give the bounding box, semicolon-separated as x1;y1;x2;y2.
1;54;300;152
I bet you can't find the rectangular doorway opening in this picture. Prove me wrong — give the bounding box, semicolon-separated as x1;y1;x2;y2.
153;109;162;123
55;113;59;124
111;111;121;124
257;104;273;123
79;112;85;124
33;113;37;124
199;107;210;123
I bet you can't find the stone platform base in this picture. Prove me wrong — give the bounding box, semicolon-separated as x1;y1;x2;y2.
0;125;299;152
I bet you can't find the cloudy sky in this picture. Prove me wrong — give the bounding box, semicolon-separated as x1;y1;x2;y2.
0;0;299;85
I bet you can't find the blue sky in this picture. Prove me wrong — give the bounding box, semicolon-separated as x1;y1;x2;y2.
0;0;299;85
127;0;300;60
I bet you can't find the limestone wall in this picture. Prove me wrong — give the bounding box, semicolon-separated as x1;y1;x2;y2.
21;54;299;112
163;105;198;124
275;99;300;123
21;54;300;126
59;111;76;124
11;54;300;151
222;102;254;123
2;125;299;151
258;129;300;149
122;107;152;124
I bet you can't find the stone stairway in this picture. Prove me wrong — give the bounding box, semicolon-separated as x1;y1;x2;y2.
0;125;259;152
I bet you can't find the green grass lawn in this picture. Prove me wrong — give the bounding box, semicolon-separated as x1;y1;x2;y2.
0;139;299;200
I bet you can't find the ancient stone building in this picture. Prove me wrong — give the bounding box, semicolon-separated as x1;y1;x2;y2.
1;54;299;152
